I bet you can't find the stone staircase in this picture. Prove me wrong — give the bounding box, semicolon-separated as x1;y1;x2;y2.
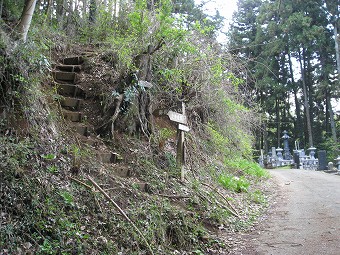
52;53;148;191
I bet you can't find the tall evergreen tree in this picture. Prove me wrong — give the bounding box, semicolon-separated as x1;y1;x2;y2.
228;0;339;152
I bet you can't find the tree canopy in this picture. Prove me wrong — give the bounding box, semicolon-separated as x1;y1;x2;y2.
228;0;339;158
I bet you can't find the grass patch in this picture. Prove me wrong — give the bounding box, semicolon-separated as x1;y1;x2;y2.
218;174;250;192
226;158;270;178
248;190;267;204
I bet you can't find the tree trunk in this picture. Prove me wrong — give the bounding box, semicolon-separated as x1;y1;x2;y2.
306;50;314;132
263;121;268;154
89;0;97;23
276;96;281;148
56;0;65;25
0;0;3;19
288;51;303;142
83;0;87;18
113;0;117;18
298;49;313;147
334;20;340;76
325;90;330;134
45;0;53;21
17;0;38;42
328;98;338;143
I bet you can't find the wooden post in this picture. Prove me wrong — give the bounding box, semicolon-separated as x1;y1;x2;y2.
154;102;188;181
176;102;186;181
176;129;185;181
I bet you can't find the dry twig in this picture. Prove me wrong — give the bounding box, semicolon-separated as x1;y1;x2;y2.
158;194;190;199
87;175;154;255
202;182;240;217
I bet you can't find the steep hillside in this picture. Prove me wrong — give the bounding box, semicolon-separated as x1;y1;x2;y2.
0;42;271;255
1;1;271;254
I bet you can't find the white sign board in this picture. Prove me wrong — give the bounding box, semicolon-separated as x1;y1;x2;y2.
139;80;153;88
178;124;190;132
167;111;187;125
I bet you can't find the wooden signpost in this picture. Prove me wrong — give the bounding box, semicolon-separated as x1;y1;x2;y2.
153;103;189;181
167;111;187;125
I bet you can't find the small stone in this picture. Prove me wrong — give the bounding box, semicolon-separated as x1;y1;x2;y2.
97;236;108;244
23;242;32;249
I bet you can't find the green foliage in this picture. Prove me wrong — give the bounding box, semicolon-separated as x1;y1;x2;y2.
192;250;205;255
206;124;231;155
41;153;56;160
248;190;267;204
128;0;151;37
319;137;340;163
224;98;249;114
0;136;34;171
225;158;269;178
159;127;175;141
46;165;59;174
0;1;270;254
2;0;24;19
229;0;337;152
59;191;75;206
207;122;254;160
218;174;250;193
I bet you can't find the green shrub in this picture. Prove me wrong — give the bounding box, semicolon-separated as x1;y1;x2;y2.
225;158;269;178
218;174;250;193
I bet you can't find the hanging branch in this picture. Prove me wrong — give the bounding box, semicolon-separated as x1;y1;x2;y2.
86;175;154;255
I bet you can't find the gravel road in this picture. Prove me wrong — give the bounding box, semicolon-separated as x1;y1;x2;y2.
240;168;340;255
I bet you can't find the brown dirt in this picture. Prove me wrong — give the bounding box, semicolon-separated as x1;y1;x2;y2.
230;169;340;255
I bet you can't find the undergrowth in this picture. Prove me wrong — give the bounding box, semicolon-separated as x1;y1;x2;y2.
0;13;270;253
0;127;272;254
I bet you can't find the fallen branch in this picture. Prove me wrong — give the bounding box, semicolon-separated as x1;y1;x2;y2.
201;182;240;218
87;175;154;255
158;194;190;199
69;176;93;190
198;188;239;218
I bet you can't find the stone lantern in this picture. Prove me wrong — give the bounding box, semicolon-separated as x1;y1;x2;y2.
282;130;292;160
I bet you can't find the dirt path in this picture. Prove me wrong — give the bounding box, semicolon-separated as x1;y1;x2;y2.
239;169;340;255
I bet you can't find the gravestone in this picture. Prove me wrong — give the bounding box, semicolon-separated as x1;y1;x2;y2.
335;156;340;171
318;150;327;171
293;151;300;169
272;147;277;159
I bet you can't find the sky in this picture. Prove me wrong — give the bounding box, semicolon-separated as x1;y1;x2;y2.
197;0;238;43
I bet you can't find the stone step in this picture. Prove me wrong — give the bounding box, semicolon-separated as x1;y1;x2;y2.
134;182;148;192
62;56;84;65
75;125;89;136
78;136;97;146
56;84;86;98
52;71;76;82
81;52;96;57
56;65;81;72
60;97;83;110
111;167;131;177
70;123;91;136
97;152;121;164
62;110;83;122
